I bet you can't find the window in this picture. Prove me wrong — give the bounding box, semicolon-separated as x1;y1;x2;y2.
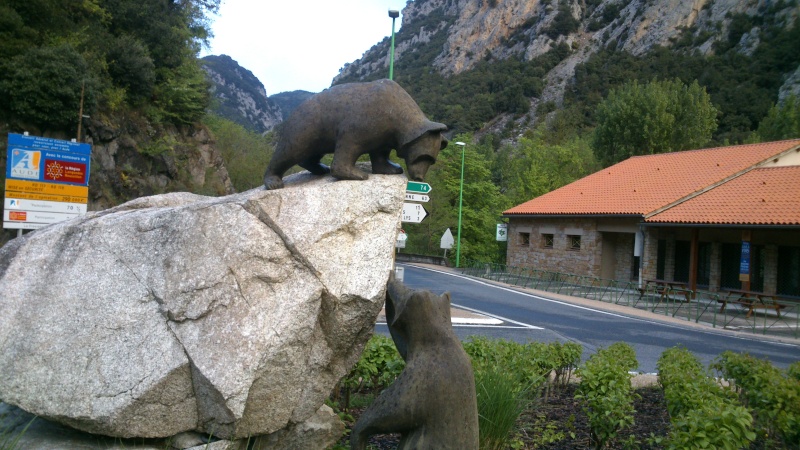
568;235;581;251
519;232;530;246
542;233;554;248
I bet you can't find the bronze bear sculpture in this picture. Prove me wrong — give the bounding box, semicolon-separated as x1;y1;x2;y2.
263;79;448;190
351;278;479;450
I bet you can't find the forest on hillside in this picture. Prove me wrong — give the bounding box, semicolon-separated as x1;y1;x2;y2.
0;0;219;135
2;1;800;264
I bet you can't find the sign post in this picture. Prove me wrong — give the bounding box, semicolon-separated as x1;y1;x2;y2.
401;203;428;224
406;181;432;194
440;228;454;259
4;133;91;230
401;182;432;224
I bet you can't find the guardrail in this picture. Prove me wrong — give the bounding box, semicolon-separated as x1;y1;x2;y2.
460;260;800;339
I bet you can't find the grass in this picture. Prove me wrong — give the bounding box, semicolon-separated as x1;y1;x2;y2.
475;368;536;450
0;412;36;450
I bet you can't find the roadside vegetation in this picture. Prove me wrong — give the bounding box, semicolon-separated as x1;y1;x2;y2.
330;335;800;450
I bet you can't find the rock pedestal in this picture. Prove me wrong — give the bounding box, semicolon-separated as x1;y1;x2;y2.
0;172;404;445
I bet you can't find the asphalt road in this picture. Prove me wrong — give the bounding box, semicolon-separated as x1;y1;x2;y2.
375;264;800;373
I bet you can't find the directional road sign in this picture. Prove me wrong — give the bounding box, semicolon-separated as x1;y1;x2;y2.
401;202;428;224
404;193;430;203
406;181;432;194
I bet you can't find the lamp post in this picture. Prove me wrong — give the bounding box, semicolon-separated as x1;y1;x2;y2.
388;10;399;80
455;141;466;268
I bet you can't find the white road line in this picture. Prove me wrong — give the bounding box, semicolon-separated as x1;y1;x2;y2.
451;302;543;329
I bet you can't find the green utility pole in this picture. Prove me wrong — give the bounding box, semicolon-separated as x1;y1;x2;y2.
455;142;466;267
388;10;399;80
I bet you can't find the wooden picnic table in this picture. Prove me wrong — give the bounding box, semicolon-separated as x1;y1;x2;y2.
638;279;692;303
718;289;787;318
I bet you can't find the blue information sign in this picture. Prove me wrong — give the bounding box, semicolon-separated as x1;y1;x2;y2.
6;133;91;186
739;241;751;275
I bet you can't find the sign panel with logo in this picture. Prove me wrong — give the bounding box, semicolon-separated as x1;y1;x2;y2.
496;223;508;241
4;133;91;230
739;241;751;282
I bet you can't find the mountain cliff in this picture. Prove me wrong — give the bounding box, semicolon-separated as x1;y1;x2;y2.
333;0;799;138
201;55;311;133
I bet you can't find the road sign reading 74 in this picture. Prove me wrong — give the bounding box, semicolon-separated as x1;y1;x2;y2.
406;181;432;194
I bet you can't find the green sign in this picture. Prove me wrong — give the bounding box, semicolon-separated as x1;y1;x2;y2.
406;181;432;194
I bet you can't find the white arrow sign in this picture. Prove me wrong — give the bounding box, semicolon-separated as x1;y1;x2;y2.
401;203;428;224
404;193;430;203
440;228;454;249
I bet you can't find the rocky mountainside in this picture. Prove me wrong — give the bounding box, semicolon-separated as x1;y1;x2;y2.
334;0;799;123
270;91;315;121
202;55;309;133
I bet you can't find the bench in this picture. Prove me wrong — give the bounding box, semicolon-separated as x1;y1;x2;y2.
638;279;691;302
718;289;788;318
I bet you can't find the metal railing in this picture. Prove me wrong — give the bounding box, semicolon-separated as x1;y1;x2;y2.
460;260;800;339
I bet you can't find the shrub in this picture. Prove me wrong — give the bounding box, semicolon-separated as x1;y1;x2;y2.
658;347;756;449
575;342;639;449
712;351;800;447
463;336;581;392
336;334;404;410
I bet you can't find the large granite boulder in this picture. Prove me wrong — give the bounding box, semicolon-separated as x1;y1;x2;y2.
0;172;404;443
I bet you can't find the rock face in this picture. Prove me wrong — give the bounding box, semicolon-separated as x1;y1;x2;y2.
201;54;284;133
0;172;405;443
333;0;798;107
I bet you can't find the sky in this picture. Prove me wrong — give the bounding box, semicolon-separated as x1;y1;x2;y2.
202;1;406;95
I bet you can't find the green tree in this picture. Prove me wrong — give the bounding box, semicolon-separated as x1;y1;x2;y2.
591;79;718;166
0;44;95;131
204;115;274;192
495;128;599;207
153;60;210;124
105;35;156;103
403;135;508;264
757;95;800;141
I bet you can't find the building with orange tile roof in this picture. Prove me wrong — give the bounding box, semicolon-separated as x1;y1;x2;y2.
502;139;800;297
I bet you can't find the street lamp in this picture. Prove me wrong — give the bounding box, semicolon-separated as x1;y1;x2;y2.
388;9;400;80
455;141;466;268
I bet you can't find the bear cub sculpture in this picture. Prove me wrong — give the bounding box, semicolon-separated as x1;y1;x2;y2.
263;79;448;190
351;277;479;450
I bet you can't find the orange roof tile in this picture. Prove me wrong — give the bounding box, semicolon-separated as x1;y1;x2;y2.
503;139;800;217
646;166;800;225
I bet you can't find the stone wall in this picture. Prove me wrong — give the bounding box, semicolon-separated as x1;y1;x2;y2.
507;218;602;277
612;233;636;281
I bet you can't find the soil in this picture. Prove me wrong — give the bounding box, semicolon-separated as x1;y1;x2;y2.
336;381;672;449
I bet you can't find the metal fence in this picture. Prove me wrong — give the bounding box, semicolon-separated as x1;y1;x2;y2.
460;260;800;339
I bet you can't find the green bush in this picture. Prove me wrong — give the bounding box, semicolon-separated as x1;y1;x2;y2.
712;351;800;447
658;347;756;449
336;334;404;410
575;342;639;450
463;336;581;391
